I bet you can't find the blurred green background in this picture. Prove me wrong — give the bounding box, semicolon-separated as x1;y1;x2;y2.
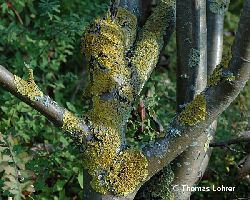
0;0;249;199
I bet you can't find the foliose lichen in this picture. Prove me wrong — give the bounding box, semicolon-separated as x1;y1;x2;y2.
62;110;83;134
208;0;230;15
142;165;174;200
14;68;43;100
108;149;148;195
208;67;223;86
178;94;206;126
188;48;200;68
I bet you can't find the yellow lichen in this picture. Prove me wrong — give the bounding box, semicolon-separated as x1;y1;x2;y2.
62;110;84;133
83;125;122;193
178;94;206;126
88;96;124;128
208;38;234;86
81;6;149;195
14;68;43;100
208;66;223;86
204;135;213;151
90;174;109;195
131;0;175;93
83;7;134;99
108;149;148;196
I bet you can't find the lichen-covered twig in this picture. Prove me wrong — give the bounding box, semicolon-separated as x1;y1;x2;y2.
131;0;175;94
81;1;176;198
0;65;90;144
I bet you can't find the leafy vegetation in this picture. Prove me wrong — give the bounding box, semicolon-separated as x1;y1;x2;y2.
0;0;249;199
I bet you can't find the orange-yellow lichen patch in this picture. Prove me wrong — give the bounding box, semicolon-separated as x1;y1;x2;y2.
131;0;175;93
108;149;148;196
83;125;122;193
115;8;137;48
14;68;43;100
62;110;83;133
83;7;134;100
178;94;206;126
88;96;124;128
81;6;149;196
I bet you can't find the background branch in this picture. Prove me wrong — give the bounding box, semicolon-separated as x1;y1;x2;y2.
210;131;250;147
171;1;229;199
142;0;250;182
171;0;208;199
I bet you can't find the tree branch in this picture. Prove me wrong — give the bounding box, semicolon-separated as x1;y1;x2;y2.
210;131;250;147
119;0;141;19
171;1;209;199
170;1;229;199
142;0;250;181
0;65;90;143
131;0;175;94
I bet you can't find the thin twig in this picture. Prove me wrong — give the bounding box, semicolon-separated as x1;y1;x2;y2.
210;132;250;147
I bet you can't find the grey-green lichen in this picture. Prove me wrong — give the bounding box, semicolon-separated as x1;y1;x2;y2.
14;68;43;100
208;0;230;15
140;165;174;200
188;48;200;68
178;94;206;126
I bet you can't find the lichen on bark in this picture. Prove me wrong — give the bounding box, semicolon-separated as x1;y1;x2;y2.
131;0;176;93
82;6;149;195
178;94;206;126
208;42;235;86
14;67;43;100
208;0;230;15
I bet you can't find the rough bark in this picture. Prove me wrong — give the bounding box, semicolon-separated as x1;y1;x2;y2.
81;1;175;199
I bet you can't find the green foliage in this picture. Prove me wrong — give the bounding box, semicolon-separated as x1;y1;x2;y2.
0;133;35;199
0;0;108;198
